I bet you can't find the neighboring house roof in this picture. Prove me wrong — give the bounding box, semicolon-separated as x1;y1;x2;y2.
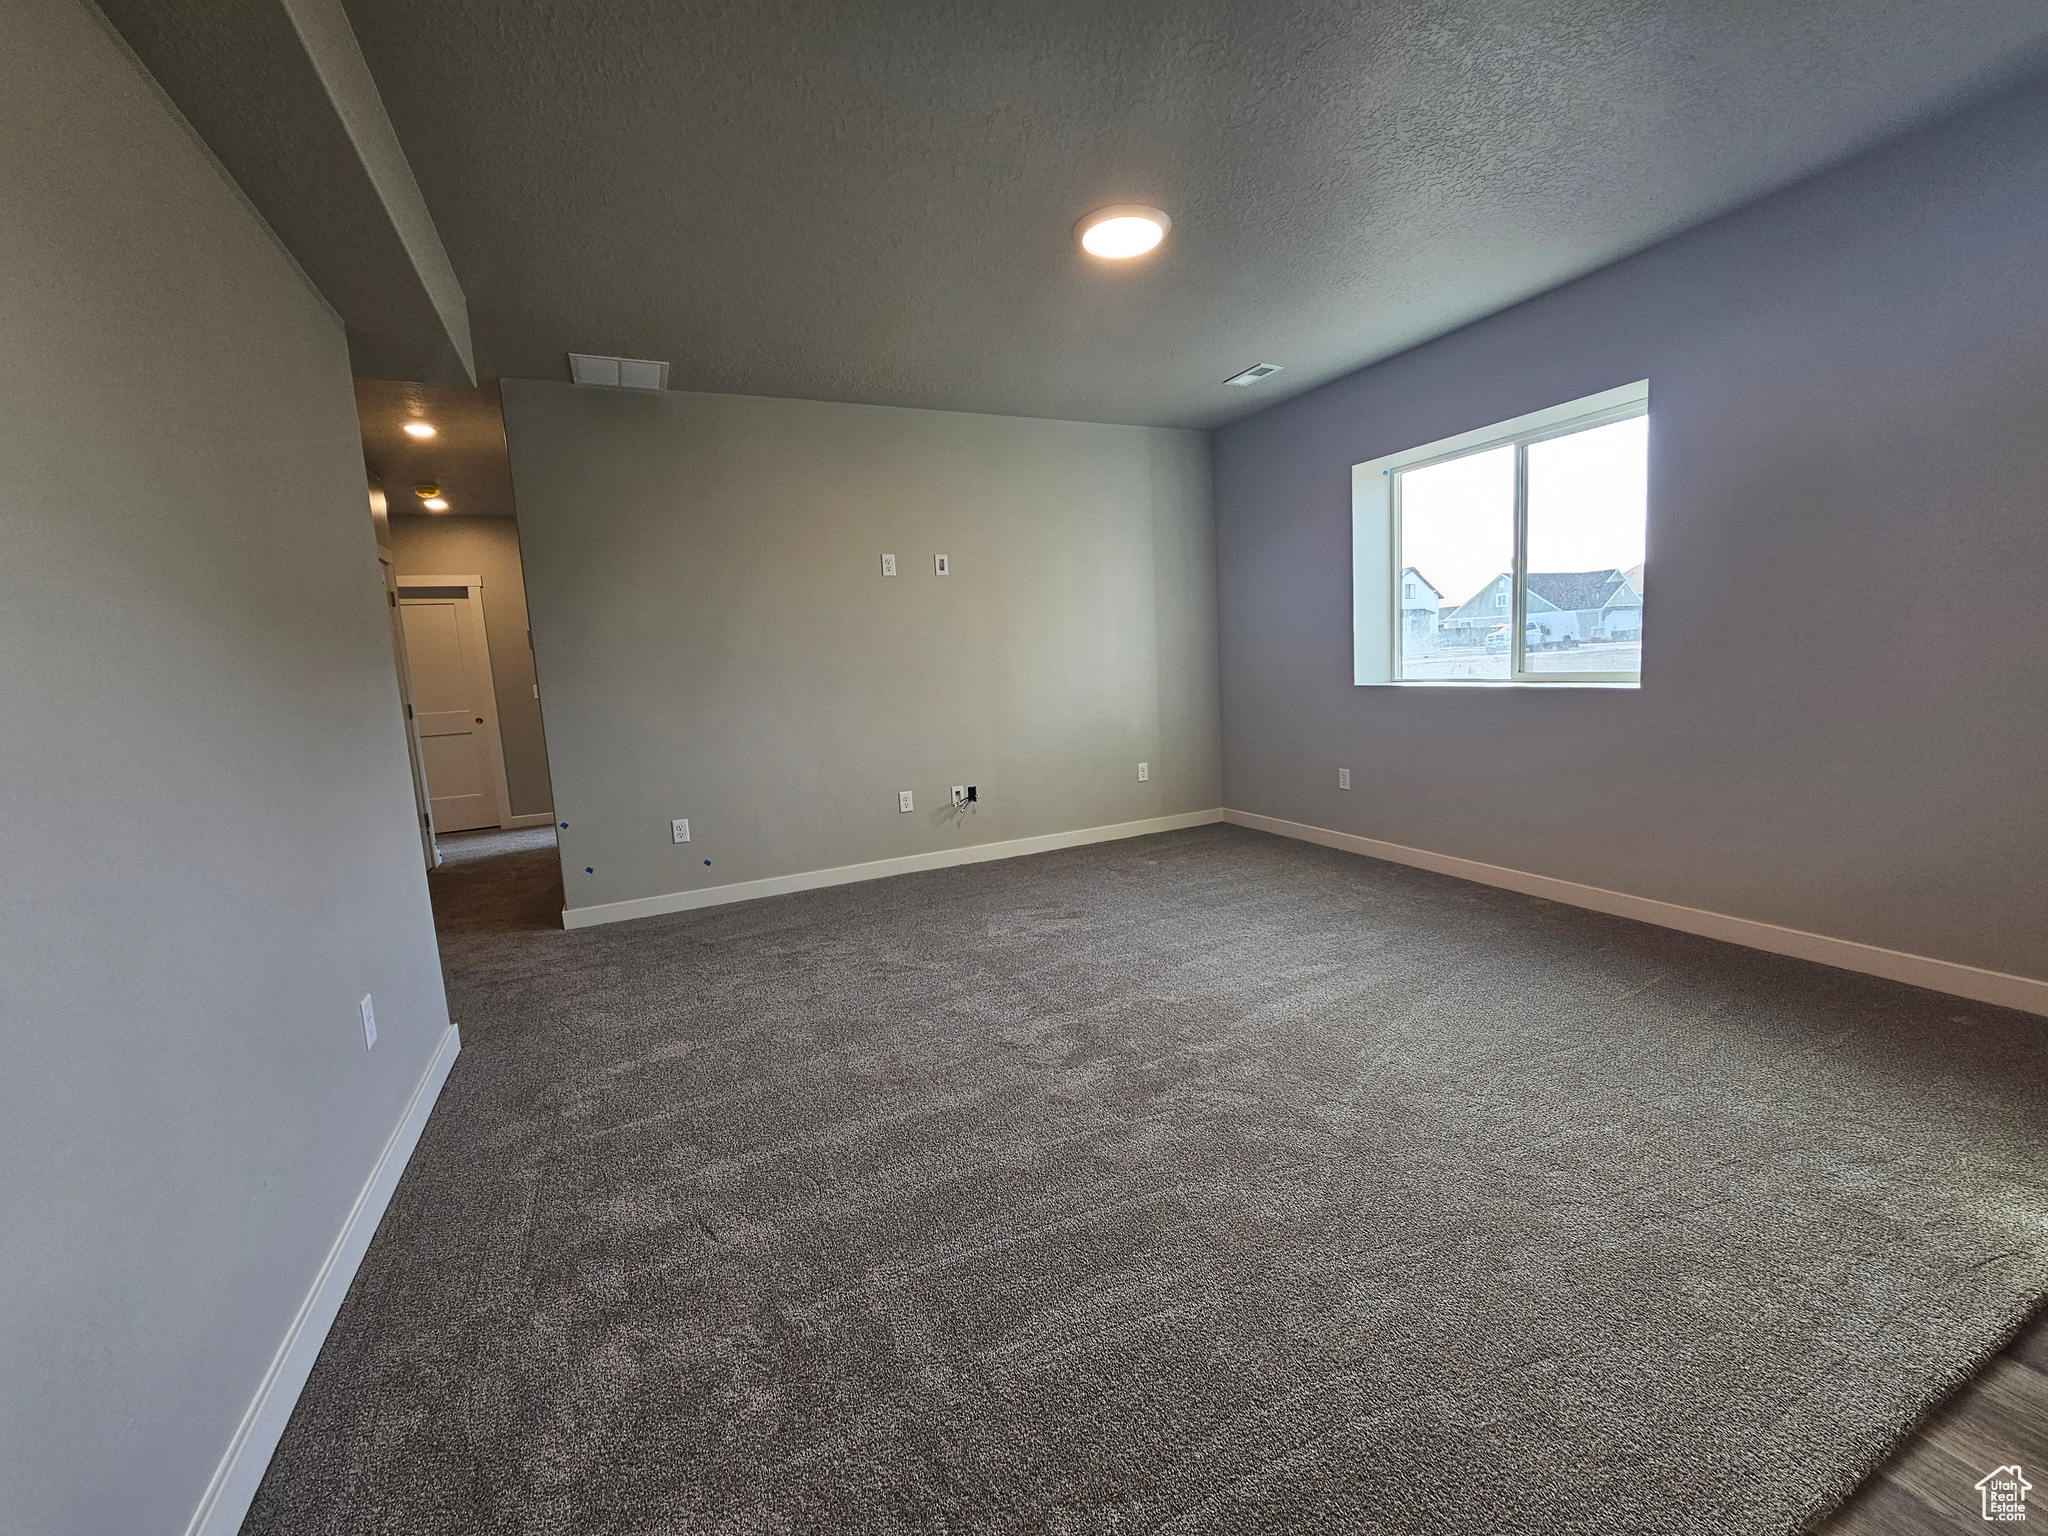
1525;569;1634;611
1624;561;1644;595
1400;566;1443;598
1443;573;1512;622
1443;568;1646;623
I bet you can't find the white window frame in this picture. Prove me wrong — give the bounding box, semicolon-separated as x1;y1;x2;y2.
1352;380;1648;687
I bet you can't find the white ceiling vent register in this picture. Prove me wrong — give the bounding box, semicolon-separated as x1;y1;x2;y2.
1222;362;1283;387
568;353;670;390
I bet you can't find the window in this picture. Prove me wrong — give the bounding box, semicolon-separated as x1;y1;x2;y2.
1352;381;1647;686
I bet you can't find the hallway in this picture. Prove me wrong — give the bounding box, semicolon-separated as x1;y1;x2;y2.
428;827;565;938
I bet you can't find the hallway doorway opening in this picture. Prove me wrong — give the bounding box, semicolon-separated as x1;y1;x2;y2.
357;378;556;872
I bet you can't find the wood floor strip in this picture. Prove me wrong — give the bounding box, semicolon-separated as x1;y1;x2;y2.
1819;1313;2048;1533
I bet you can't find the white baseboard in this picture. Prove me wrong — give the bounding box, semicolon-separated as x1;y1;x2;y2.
500;811;556;830
185;1022;462;1536
1223;809;2048;1018
562;809;1227;929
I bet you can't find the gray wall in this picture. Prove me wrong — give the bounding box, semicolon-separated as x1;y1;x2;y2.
0;2;452;1532
1214;73;2048;982
389;513;554;816
501;384;1220;914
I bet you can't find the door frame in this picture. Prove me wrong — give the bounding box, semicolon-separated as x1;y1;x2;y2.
380;553;440;868
397;573;516;832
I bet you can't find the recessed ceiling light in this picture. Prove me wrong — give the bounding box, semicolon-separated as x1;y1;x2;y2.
1076;205;1170;260
1222;362;1284;387
402;421;437;439
422;497;450;512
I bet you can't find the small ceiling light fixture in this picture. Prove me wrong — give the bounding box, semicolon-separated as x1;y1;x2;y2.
422;497;450;512
1222;362;1284;387
402;421;437;439
1076;205;1170;260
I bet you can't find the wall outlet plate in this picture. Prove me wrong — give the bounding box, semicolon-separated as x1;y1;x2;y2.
935;553;950;576
359;994;377;1050
672;818;691;842
899;790;914;813
1339;768;1351;790
881;553;897;577
1137;762;1149;782
951;785;966;806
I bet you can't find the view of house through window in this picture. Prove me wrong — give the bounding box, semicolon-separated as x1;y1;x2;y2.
1396;444;1515;680
1395;408;1647;682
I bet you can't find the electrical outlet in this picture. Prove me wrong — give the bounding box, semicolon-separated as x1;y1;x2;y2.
899;789;914;813
359;994;377;1050
1137;762;1149;782
935;553;950;576
1339;768;1351;790
951;785;966;806
672;818;691;843
881;553;897;577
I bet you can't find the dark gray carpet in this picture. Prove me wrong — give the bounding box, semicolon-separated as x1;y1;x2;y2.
243;824;2048;1535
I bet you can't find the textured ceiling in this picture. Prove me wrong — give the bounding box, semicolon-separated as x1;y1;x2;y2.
340;0;2048;428
356;380;516;517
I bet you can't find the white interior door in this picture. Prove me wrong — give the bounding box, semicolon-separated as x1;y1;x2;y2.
399;577;512;833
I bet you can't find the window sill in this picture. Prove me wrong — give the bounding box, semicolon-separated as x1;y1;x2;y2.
1359;679;1640;690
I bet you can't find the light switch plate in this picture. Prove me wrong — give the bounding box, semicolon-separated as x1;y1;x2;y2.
935;553;950;576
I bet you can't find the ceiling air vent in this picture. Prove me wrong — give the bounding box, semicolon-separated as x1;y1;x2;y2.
568;353;670;391
1222;362;1283;387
